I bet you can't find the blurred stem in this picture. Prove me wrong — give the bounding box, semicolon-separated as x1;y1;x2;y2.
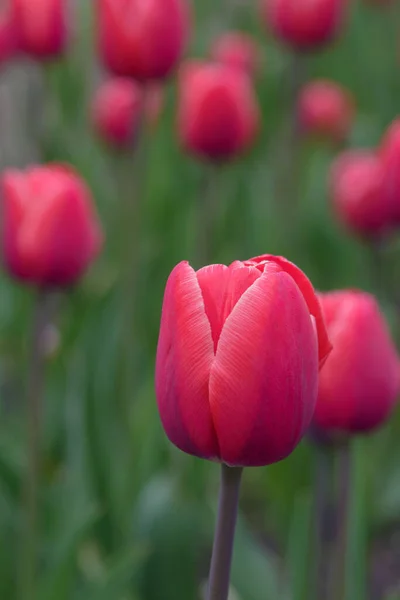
312;443;333;600
207;464;243;600
21;290;56;600
196;164;220;267
329;442;352;600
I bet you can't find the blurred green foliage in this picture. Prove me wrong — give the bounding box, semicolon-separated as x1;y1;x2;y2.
2;1;400;599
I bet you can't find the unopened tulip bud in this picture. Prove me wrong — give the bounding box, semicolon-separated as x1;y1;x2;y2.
97;0;190;81
380;118;400;224
314;291;400;434
14;0;69;59
261;0;347;51
178;61;261;161
330;150;393;238
210;31;260;77
156;255;331;466
298;79;355;144
1;164;102;287
0;1;18;64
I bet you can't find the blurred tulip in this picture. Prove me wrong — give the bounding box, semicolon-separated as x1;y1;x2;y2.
178;61;260;161
92;78;143;148
380;118;400;224
155;255;332;466
1;164;102;287
97;0;189;81
330;150;393;238
13;0;69;59
261;0;347;50
0;1;18;63
210;31;260;77
298;79;355;144
313;290;400;434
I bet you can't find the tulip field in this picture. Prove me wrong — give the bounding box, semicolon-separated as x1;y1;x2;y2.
3;1;400;599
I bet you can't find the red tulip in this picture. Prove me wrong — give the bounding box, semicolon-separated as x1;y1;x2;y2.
298;80;355;143
97;0;189;81
178;61;260;161
261;0;347;50
155;255;332;466
330;150;393;238
92;78;144;148
314;291;400;434
0;1;18;64
380;118;400;224
210;31;260;77
13;0;69;59
1;164;102;287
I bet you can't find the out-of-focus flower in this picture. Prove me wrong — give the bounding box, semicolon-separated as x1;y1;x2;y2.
13;0;69;59
380;118;400;224
177;61;260;161
210;31;260;77
155;255;331;466
261;0;347;50
1;164;102;287
0;1;18;64
298;79;355;144
313;290;400;434
97;0;190;81
330;150;393;238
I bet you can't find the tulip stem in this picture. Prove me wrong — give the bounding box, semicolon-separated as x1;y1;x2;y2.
207;464;243;600
330;441;352;600
196;165;220;267
21;289;55;600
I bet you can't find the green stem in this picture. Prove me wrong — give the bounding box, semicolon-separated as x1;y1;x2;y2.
196;165;219;267
21;290;55;600
207;464;243;600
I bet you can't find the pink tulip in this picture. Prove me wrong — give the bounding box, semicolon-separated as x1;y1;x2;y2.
156;255;332;466
13;0;69;59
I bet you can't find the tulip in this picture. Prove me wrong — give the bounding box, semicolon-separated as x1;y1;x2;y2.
298;79;355;144
329;150;393;238
13;0;69;59
1;164;102;287
92;78;144;148
0;1;18;64
97;0;189;81
210;31;260;77
155;255;332;467
178;61;260;161
313;290;400;434
380;118;400;224
261;0;347;50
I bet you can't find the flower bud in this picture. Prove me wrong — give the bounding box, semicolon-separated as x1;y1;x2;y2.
313;291;400;434
97;0;190;81
156;255;331;466
1;164;102;287
261;0;347;50
298;79;354;144
330;150;393;238
177;61;260;161
14;0;69;59
380;118;400;224
0;1;18;63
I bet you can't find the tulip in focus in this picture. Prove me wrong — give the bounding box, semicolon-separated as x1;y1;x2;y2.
298;80;355;144
0;1;18;64
261;0;346;50
380;118;400;224
178;61;260;161
14;0;69;59
97;0;189;81
210;31;260;77
314;291;400;434
1;164;102;287
330;150;392;238
155;255;332;466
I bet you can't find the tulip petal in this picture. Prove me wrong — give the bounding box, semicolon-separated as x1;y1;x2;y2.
155;261;219;459
209;272;318;466
247;254;332;366
196;263;261;352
